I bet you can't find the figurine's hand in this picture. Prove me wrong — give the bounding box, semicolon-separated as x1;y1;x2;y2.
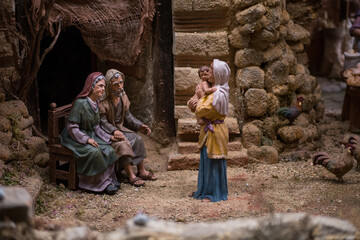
139;124;151;136
114;130;125;140
87;138;99;148
189;99;198;110
110;135;119;142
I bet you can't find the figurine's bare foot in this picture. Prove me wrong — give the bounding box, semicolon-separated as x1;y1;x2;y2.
201;198;211;202
188;191;196;197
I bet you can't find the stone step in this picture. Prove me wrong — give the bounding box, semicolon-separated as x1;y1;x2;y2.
177;117;240;141
178;141;243;154
167;149;248;171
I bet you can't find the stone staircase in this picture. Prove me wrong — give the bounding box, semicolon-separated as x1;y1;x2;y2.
169;0;248;171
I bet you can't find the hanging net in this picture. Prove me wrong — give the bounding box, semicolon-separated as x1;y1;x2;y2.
36;0;155;65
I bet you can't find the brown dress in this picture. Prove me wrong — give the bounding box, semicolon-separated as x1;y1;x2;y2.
99;94;146;166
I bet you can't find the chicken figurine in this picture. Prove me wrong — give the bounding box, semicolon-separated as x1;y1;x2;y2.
347;135;360;171
276;96;304;123
312;148;354;182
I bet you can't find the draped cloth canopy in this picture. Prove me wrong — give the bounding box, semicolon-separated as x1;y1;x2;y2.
33;0;155;65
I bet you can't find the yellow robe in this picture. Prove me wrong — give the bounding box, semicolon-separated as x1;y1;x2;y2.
196;94;229;159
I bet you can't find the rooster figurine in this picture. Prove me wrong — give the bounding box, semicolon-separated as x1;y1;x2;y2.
276;96;304;123
312;148;354;182
347;135;360;171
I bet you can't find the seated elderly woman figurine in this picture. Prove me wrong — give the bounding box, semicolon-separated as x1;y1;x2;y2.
60;72;120;195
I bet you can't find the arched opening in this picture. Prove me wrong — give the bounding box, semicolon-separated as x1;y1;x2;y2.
37;27;95;134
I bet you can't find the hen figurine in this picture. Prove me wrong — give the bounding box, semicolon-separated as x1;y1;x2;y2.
312;148;354;182
347;135;360;171
276;96;304;123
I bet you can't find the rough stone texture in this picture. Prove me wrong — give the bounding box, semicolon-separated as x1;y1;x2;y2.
247;145;279;163
174;67;200;93
51;213;354;240
244;88;268;117
173;0;229;12
271;84;289;96
236;3;267;25
174;32;229;57
0;131;12;145
18;117;34;130
24;137;47;159
0;32;13;57
235;48;263;68
33;152;49;168
229;27;250;49
264;59;289;90
241;123;262;148
285;20;310;42
0;186;33;225
0;116;12;132
267;93;280;114
277;125;304;143
0;143;11;162
0;100;29;118
177;117;240;136
175;105;195;120
233;0;260;9
168;149;248;170
263;45;283;63
236;66;264;90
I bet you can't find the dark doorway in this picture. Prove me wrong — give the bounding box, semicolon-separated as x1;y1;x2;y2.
37;27;93;135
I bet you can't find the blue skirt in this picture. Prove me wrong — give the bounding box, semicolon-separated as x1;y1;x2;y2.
193;146;228;202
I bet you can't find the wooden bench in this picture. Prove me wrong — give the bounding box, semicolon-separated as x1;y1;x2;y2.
48;102;78;190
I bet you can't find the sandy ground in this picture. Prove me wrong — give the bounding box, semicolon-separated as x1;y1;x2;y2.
3;77;360;233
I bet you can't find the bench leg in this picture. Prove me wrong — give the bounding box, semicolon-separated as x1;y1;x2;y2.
68;161;77;190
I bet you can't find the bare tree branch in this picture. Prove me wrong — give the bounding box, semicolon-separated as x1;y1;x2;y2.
40;20;61;65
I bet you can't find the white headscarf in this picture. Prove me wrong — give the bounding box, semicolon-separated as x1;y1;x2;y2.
212;59;230;116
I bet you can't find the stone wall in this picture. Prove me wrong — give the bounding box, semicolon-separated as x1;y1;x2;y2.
0;0;48;167
231;0;324;160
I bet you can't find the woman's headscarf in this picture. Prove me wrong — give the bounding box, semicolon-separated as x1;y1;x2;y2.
104;69;126;98
72;72;104;106
212;59;230;116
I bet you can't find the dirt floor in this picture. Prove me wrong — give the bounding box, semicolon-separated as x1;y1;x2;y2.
2;77;360;233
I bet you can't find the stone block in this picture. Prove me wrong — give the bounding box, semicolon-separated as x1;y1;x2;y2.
235;48;263;68
247;145;278;163
174;32;229;58
173;0;229;12
285;21;310;42
236;66;264;90
0;115;11;132
18;116;34;130
244;88;268;117
24;136;47;158
241;123;262;148
233;0;260;8
0;131;12;145
178;141;243;154
267;93;280;115
229;27;250;49
175;105;195;120
177;117;240;139
167;149;248;170
235;3;266;25
264;59;289;89
263;45;283;63
0;100;29;118
0;186;33;225
174;67;200;93
0;144;11;162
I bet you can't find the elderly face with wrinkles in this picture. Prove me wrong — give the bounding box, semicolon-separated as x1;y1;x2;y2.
110;72;124;96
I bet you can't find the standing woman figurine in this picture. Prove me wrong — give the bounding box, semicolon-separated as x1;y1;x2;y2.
61;72;120;195
193;59;230;202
